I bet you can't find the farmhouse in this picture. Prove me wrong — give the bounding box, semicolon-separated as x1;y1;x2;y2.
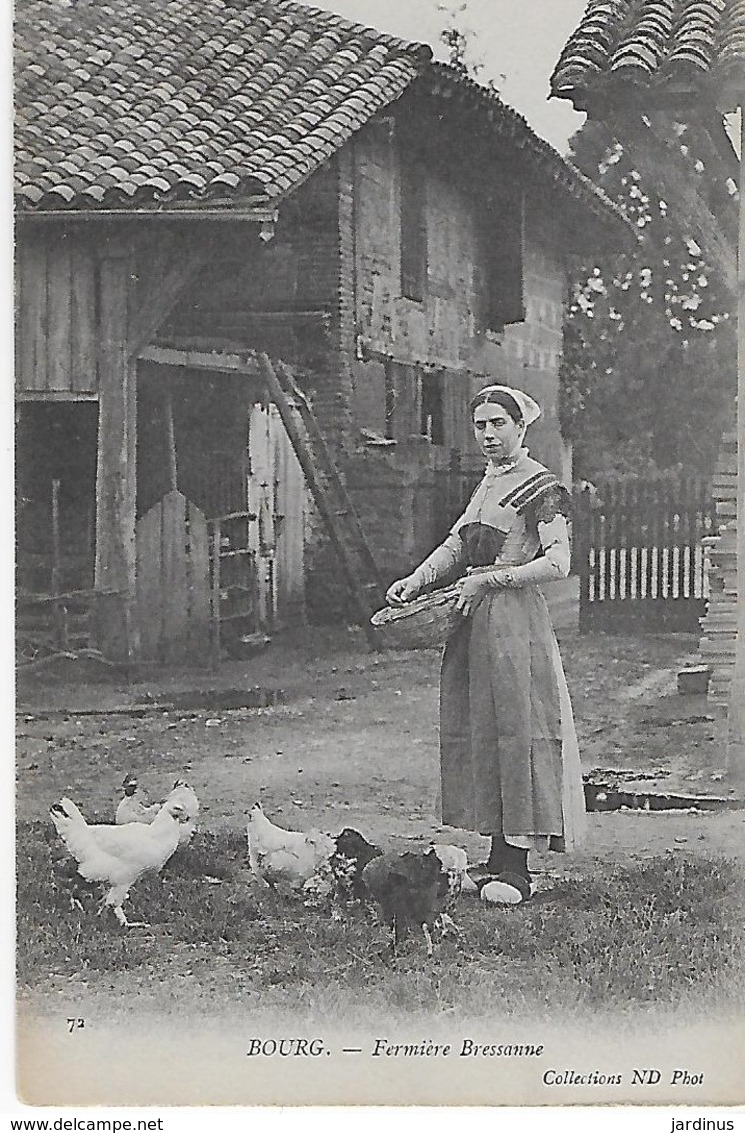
15;0;629;664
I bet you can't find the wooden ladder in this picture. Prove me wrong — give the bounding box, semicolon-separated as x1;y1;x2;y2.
258;354;384;644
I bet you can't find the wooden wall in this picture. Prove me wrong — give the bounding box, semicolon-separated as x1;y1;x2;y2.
16;227;99;396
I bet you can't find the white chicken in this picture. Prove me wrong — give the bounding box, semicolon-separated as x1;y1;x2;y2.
164;779;200;846
115;773;161;826
50;794;191;928
247;802;335;889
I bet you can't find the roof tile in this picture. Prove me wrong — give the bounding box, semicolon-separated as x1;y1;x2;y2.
15;0;624;228
551;0;745;107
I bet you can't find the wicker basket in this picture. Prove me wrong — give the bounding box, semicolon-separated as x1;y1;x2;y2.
370;582;464;649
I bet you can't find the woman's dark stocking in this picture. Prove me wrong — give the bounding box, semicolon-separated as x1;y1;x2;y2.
487;835;529;880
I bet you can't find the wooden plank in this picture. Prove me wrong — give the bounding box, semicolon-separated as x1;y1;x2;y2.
138;343;263;376
161;490;189;664
575;493;590;629
135;500;164;663
679;476;693;600
70;240;98;393
644;480;656;601
210;520;222;669
186;500;210;659
46;234;73;391
15;390;98;402
95;251;137;662
50;479;61;595
18;235;48;391
249;402;274;629
632;480;643;601
271;404;305;623
163;385;178;492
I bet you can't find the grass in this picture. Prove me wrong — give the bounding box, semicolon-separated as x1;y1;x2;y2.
17;822;745;1024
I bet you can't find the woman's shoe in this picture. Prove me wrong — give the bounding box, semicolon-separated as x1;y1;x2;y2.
478;871;532;905
466;861;495;884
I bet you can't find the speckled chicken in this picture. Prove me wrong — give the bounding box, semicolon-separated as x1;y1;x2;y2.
303;827;383;912
115;774;161;826
115;776;199;848
329;828;382;902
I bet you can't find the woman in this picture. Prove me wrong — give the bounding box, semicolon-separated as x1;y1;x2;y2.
386;385;586;902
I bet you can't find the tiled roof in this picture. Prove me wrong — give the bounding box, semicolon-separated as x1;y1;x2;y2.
15;0;628;227
423;63;632;231
15;0;430;210
551;0;745;110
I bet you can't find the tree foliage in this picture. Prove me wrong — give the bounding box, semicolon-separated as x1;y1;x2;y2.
561;114;737;479
435;9;737;479
437;2;502;91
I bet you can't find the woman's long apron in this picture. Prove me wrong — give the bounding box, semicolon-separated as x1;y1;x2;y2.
439;586;586;852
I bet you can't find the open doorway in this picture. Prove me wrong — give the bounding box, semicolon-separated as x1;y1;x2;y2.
16;401;98;595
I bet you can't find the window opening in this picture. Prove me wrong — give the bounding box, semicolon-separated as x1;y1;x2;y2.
420;371;444;446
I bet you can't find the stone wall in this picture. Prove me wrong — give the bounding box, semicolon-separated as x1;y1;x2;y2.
348;109;571;484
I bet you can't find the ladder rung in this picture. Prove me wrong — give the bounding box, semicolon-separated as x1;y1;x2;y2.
260;353;382;644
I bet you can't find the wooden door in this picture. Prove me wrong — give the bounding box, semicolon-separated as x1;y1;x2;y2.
135;490;211;664
269;402;306;625
247;402;278;629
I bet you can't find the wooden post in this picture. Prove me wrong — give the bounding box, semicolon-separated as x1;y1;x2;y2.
94;248;138;663
50;477;68;649
164;383;178;492
210;518;222;671
50;478;61;595
726;108;745;780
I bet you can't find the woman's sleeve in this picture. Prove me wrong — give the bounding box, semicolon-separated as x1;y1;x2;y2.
408;532;466;589
494;485;572;586
507;513;571;584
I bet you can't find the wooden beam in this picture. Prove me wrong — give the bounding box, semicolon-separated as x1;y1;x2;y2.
163;383;178;493
94;249;138;662
15;390;98;402
127;240;215;361
138;343;263;376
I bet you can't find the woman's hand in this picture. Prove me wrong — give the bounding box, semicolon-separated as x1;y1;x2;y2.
455;575;490;617
386;576;421;606
456;570;515;616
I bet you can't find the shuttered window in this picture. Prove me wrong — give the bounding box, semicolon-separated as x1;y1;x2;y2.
385;362;444;445
480;184;525;331
399;147;427;302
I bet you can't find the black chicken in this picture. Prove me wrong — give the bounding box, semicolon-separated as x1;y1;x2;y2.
361;847;449;955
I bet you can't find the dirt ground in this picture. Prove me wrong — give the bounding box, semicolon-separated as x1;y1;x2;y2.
16;623;745;874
